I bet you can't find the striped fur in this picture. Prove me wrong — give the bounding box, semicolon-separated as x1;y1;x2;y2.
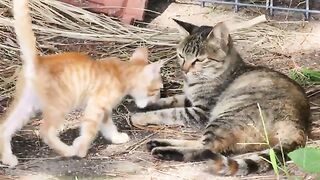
0;0;164;167
147;140;285;176
131;19;310;176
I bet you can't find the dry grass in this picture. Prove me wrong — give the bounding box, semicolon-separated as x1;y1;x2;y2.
1;0;319;102
0;0;319;179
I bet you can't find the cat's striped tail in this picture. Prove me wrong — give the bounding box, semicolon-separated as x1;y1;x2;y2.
13;0;38;78
150;146;287;176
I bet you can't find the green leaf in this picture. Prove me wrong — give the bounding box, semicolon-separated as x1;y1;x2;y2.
289;68;320;86
269;148;279;175
288;147;320;173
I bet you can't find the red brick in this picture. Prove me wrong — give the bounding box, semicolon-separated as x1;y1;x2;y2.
122;0;148;24
87;0;126;17
59;0;148;24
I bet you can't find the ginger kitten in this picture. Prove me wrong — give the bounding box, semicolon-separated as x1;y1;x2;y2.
0;0;163;167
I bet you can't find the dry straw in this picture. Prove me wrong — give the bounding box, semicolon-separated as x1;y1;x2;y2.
0;0;179;45
0;0;319;102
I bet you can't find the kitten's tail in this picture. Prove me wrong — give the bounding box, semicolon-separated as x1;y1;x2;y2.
151;147;288;176
13;0;38;78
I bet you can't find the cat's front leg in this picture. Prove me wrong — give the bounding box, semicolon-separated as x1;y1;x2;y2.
138;94;187;111
100;114;130;144
72;101;106;157
131;106;208;127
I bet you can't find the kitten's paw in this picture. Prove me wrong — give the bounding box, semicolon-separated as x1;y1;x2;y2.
110;133;130;144
72;137;88;158
151;147;184;161
146;140;171;152
61;146;77;157
1;153;18;167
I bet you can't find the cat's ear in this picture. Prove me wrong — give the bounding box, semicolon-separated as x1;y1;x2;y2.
143;61;163;76
207;22;232;52
172;19;198;38
130;47;148;63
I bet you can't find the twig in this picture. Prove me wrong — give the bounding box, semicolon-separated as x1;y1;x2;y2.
229;15;268;32
126;131;160;153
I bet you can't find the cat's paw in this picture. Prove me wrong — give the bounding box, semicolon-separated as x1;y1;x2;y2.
60;146;77;157
72;137;88;158
130;113;148;126
151;147;184;161
146;140;171;152
1;153;18;168
110;133;130;144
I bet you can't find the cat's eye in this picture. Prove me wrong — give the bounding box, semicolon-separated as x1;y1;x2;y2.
208;58;220;62
191;59;201;66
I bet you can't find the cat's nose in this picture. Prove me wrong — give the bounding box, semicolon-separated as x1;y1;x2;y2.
182;63;191;73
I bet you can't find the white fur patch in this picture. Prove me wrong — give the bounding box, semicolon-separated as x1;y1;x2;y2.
235;159;249;175
13;0;38;79
1;82;40;167
135;98;148;108
3;83;40;138
100;118;130;144
109;133;130;144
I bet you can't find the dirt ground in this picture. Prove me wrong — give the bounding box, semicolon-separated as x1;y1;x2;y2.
1;1;320;180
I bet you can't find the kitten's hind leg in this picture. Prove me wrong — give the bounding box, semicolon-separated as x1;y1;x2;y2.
0;86;39;167
72;102;106;157
40;109;75;157
100;114;130;144
147;139;202;152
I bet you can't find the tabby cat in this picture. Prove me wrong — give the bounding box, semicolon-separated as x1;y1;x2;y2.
0;0;163;167
131;19;310;175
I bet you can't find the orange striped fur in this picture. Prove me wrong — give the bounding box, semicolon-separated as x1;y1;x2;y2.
0;0;163;167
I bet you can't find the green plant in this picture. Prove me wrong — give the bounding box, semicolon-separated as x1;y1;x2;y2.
288;147;320;173
257;103;289;177
238;104;319;178
289;68;320;86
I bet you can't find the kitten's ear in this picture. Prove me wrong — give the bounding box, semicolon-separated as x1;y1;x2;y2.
207;22;231;52
172;19;198;38
143;61;163;76
130;47;148;63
